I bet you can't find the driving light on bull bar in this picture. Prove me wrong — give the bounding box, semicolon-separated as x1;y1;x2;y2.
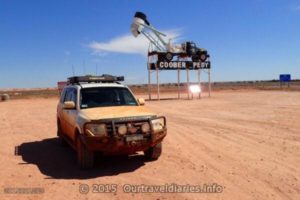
141;123;150;133
118;124;127;135
151;118;165;132
85;124;107;137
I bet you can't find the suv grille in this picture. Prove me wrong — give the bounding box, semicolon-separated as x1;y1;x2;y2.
105;120;150;136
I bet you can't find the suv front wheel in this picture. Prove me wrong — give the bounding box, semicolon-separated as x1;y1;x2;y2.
76;136;94;169
57;121;68;147
144;143;162;160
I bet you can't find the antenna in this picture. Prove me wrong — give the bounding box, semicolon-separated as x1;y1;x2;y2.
83;60;86;75
72;64;75;76
96;63;98;75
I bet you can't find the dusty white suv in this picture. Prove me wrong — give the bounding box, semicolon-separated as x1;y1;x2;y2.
57;75;167;169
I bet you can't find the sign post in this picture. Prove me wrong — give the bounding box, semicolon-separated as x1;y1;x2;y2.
148;62;151;100
208;68;211;97
198;69;201;99
177;69;180;99
156;68;160;100
147;58;211;100
187;68;190;99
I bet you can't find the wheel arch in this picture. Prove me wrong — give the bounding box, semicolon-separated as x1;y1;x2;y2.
74;127;82;146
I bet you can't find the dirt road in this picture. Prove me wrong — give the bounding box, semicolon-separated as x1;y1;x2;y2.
0;91;299;200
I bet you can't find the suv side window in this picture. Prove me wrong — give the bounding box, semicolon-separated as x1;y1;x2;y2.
60;88;67;103
64;88;77;105
71;89;77;105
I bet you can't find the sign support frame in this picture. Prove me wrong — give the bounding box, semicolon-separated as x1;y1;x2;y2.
147;55;211;100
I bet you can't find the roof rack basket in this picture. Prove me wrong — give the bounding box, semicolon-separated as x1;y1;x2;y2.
68;75;124;84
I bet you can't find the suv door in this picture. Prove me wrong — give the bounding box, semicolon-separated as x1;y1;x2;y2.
57;88;67;133
62;88;78;141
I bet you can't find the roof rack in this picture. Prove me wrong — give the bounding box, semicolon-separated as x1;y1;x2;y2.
68;75;124;84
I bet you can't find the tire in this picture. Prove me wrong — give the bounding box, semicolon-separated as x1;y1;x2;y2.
165;52;173;61
144;143;162;160
76;136;94;169
57;122;68;147
199;52;208;62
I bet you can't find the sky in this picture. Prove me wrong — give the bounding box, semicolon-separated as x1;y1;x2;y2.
0;0;300;88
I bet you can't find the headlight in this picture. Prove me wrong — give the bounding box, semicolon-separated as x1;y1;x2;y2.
151;117;165;132
141;123;150;133
85;124;107;137
118;124;127;135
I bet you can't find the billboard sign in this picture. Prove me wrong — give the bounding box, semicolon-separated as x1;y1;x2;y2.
279;74;291;82
149;61;211;70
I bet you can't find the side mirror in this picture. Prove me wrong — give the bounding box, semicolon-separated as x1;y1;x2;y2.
63;101;76;109
138;98;145;106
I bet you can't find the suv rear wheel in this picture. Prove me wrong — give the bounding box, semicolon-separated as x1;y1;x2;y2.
144;143;162;160
76;136;94;169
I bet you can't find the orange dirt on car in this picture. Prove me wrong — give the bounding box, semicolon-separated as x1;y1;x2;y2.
56;75;167;169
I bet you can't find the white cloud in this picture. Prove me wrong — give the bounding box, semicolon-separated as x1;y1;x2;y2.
88;29;181;56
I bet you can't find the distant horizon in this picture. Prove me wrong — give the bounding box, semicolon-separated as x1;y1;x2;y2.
1;78;298;90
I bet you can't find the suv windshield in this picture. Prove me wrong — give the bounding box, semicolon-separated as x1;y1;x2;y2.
80;87;138;109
